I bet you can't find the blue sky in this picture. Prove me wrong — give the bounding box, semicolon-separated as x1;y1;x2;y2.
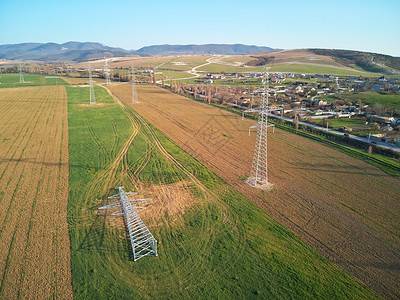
0;0;399;56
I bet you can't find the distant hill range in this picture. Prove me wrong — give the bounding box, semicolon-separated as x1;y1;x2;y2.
246;49;400;74
0;42;277;61
1;42;399;74
135;44;277;56
0;42;129;61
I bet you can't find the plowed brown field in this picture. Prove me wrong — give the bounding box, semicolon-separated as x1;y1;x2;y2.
0;86;72;299
108;84;400;299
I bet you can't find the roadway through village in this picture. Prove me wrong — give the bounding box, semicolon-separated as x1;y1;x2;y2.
264;113;400;153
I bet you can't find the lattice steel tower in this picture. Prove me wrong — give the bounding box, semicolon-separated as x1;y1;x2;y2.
246;67;274;190
103;58;111;85
19;62;25;83
131;65;138;103
89;62;96;104
99;187;157;261
68;63;73;77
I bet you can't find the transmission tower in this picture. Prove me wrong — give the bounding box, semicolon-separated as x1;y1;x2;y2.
19;62;25;83
246;67;274;190
99;187;157;261
131;65;138;103
103;58;111;84
89;62;96;104
68;63;73;77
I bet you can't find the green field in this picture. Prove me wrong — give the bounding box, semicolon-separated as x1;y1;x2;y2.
311;117;367;129
155;70;192;80
326;92;400;110
195;62;376;76
67;85;375;298
197;63;264;73
0;73;68;88
268;64;375;76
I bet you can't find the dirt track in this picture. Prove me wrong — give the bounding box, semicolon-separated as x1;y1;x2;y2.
108;84;400;299
0;86;72;299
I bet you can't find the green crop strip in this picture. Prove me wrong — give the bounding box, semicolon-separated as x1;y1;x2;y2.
67;85;375;299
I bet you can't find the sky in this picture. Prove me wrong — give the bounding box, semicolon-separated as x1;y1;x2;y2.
0;0;399;56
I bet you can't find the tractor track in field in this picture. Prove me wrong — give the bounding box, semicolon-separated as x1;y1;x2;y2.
103;85;206;192
72;84;249;292
105;84;400;299
104;84;249;290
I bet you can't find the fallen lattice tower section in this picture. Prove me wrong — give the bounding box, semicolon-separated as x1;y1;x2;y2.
99;186;157;261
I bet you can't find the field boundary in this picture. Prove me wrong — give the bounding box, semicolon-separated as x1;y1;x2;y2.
160;85;400;178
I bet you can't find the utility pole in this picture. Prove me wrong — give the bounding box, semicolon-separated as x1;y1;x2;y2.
103;58;111;84
246;67;274;190
89;62;96;104
19;62;25;83
131;65;138;103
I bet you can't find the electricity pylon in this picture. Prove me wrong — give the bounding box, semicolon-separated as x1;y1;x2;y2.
19;62;25;83
131;65;138;103
246;67;274;190
89;62;96;104
99;187;157;261
103;58;111;84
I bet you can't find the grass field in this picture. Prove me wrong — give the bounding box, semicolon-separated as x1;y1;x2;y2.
0;73;68;88
196;63;264;73
67;83;376;298
326;91;400;110
311;117;367;130
267;63;374;76
108;84;400;298
195;61;375;76
309;117;378;137
0;86;72;299
155;70;193;80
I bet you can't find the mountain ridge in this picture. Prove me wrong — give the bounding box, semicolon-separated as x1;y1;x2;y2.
0;42;399;74
0;42;277;61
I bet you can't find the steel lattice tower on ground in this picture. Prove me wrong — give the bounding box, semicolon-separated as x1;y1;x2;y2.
131;65;138;103
246;67;274;190
89;62;96;104
103;58;111;85
19;62;24;83
99;187;157;261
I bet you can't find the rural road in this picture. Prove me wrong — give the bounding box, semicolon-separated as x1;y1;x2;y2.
267;113;400;153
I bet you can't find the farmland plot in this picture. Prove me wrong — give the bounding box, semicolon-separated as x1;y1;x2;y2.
108;84;400;299
0;86;72;298
68;84;374;298
0;74;68;88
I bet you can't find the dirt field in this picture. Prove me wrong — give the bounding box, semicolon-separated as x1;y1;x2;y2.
108;84;400;299
0;86;72;299
243;49;341;66
75;55;211;70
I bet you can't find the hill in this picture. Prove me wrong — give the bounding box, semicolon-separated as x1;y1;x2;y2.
246;49;400;74
309;48;400;74
0;42;277;62
0;42;130;61
136;44;277;56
